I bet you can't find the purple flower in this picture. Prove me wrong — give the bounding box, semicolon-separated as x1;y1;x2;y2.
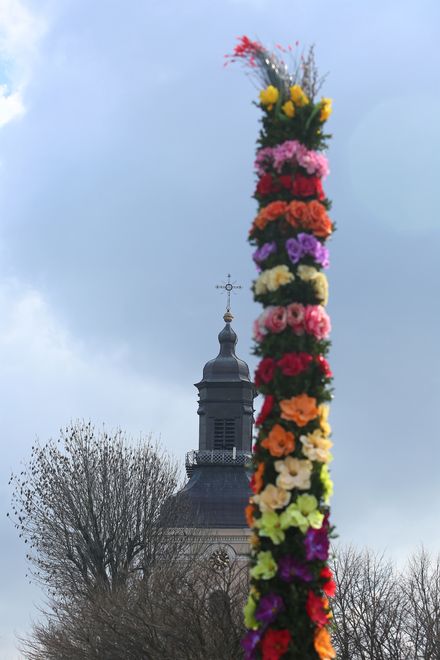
253;241;277;265
241;629;262;660
285;238;303;264
296;233;330;268
315;243;330;268
255;592;285;624
297;232;319;256
278;555;313;583
304;526;330;562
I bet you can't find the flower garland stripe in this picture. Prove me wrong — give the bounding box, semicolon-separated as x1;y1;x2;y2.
228;36;336;660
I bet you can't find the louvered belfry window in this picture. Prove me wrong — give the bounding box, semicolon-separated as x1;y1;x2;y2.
213;419;235;450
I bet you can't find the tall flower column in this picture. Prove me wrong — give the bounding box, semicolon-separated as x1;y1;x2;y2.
227;38;336;660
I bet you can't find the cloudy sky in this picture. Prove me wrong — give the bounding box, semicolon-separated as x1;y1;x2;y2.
1;0;440;655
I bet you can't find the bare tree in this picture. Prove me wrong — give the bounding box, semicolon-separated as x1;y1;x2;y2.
20;541;248;660
10;422;182;600
402;549;440;659
11;422;247;660
330;546;408;659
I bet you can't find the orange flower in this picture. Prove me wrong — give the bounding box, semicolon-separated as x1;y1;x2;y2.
280;394;319;427
261;423;295;457
314;627;336;659
264;200;288;220
245;503;256;527
306;200;333;238
286;200;307;227
255;201;288;230
250;461;265;494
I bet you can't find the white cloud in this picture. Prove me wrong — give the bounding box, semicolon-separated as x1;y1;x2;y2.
0;0;47;126
0;85;24;124
0;277;197;461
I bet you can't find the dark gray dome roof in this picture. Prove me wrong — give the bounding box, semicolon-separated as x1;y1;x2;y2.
200;321;251;383
175;465;251;528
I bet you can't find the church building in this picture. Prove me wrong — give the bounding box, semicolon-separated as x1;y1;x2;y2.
176;305;256;562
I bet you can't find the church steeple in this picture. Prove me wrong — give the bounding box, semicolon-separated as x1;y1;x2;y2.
194;310;255;454
176;281;256;532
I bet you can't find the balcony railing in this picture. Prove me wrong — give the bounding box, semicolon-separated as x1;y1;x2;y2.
185;449;252;477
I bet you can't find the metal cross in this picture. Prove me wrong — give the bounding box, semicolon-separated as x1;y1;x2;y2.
216;274;242;312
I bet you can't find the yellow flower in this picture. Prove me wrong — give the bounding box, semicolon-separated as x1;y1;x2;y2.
297;265;318;281
253;483;291;512
281;100;295;118
254;265;294;295
300;430;333;463
290;84;309;107
313;272;329;305
321;464;333;504
260;85;279;108
319;404;331;437
320;97;332;121
274;456;313;491
297;266;328;305
267;265;294;291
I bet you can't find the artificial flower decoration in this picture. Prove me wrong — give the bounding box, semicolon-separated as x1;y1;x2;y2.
274;456;313;491
319;97;332;121
255;593;285;624
260;84;280;109
255;511;286;545
244;594;259;630
260;424;295;457
254;264;294;295
314;626;336;659
282;100;295;117
261;628;292;660
250;550;278;580
290;84;309;106
252;483;291;512
300;429;333;463
228;35;335;658
280;393;319;427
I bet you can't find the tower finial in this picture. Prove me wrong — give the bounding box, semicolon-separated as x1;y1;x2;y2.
215;273;242;321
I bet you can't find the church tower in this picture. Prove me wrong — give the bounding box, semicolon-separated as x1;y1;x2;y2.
177;301;256;560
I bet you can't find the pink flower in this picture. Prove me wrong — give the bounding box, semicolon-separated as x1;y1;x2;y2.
286;303;305;335
253;308;273;342
254;147;275;175
265;306;287;333
272;140;300;171
304;305;331;340
256;140;330;179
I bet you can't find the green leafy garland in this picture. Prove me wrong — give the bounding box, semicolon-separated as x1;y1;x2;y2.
228;37;336;660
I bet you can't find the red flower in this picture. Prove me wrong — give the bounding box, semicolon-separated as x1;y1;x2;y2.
256;174;275;196
261;628;292;660
316;355;333;378
320;566;337;597
255;357;277;386
306;591;329;627
278;352;313;377
231;35;262;58
279;175;293;190
292;174;325;200
256;394;275;426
